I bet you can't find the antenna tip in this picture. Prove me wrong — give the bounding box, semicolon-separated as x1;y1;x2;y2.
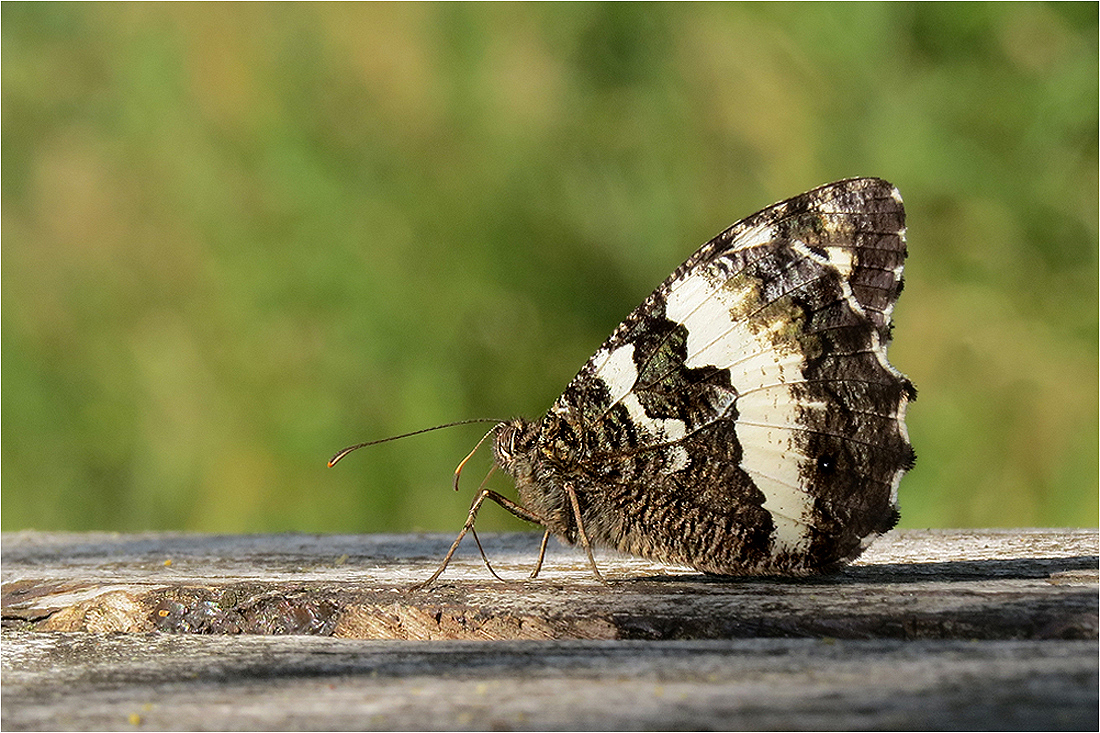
328;446;358;467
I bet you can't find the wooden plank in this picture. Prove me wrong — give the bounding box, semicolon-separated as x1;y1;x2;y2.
1;632;1095;731
2;530;1096;731
2;529;1096;640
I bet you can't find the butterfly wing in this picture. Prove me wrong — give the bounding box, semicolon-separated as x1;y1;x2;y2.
545;178;915;574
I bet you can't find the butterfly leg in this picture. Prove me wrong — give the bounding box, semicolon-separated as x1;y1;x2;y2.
564;482;606;584
416;489;547;589
529;528;552;579
469;526;507;582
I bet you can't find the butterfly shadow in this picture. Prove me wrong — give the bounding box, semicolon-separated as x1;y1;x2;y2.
629;554;1099;586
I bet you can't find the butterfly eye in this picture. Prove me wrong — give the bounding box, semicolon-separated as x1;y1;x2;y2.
816;454;837;474
490;423;517;462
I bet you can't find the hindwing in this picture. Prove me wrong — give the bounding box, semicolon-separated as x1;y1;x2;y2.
537;177;915;574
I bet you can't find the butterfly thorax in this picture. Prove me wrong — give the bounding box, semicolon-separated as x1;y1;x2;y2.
492;415;590;543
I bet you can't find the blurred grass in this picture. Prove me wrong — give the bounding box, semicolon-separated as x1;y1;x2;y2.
2;3;1096;534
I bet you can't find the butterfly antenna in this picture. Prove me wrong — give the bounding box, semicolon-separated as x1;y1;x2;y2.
328;419;501;467
452;425;500;492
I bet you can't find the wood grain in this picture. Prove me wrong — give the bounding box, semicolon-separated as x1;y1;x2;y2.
3;529;1095;640
2;529;1096;730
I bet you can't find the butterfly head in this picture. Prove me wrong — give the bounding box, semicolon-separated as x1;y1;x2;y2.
492;417;543;475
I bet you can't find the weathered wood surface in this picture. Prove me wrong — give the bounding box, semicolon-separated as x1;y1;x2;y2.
2;529;1097;731
2;529;1096;640
3;633;1095;731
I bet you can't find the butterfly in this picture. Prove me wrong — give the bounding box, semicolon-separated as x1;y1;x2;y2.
336;178;916;585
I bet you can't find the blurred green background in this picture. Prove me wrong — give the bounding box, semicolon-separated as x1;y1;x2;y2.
3;3;1097;535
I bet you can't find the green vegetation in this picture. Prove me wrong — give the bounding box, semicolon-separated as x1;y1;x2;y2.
3;3;1096;533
